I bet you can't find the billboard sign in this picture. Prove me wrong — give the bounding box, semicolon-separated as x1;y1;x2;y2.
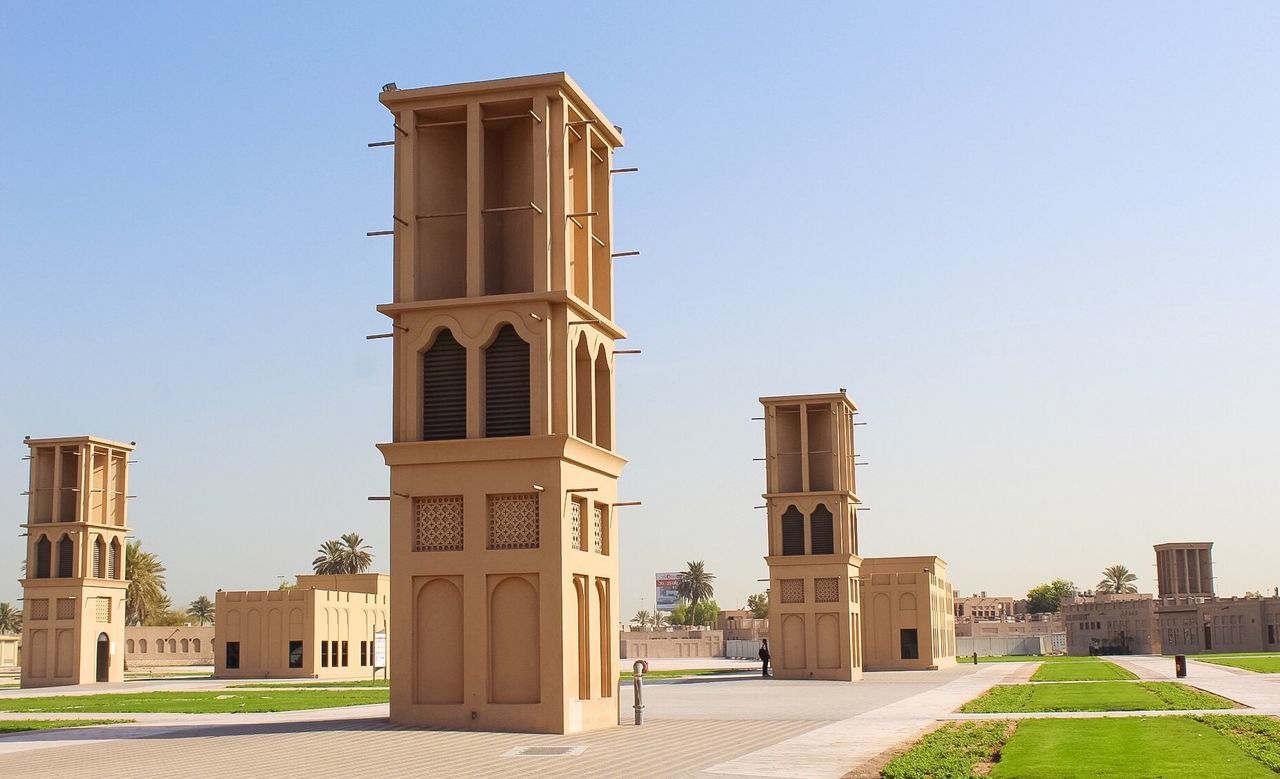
655;572;681;612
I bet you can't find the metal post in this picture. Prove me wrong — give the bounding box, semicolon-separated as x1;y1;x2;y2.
973;652;978;665
632;659;647;725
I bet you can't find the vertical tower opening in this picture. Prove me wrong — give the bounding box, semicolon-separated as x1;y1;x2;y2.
415;106;468;301
589;137;611;319
775;406;802;493
57;535;74;578
810;504;834;555
421;329;467;441
109;538;121;579
806;404;833;491
781;506;805;556
484;325;530;437
567;118;590;301
483;100;535;296
574;335;593;443
58;446;80;521
593;348;612;450
35;536;51;578
93;536;105;578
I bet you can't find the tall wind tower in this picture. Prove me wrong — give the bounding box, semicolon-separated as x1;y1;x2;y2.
375;73;627;734
760;393;863;680
19;436;132;687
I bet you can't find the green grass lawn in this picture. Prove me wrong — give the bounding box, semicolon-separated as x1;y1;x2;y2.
231;679;390;688
0;719;134;734
1197;656;1280;674
960;681;1236;713
955;654;1091;664
881;720;1012;778
990;717;1277;778
0;689;388;714
1030;660;1137;681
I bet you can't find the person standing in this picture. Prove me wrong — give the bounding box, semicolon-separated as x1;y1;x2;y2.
759;638;771;677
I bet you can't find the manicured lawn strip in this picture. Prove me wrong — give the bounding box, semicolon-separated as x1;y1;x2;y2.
1196;715;1280;772
231;679;390;688
955;655;1093;664
0;689;388;714
1030;660;1137;681
1198;656;1280;674
959;681;1235;713
881;720;1013;779
0;718;134;734
989;717;1276;778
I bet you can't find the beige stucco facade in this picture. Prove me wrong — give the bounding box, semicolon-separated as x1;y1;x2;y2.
619;629;723;659
861;556;957;671
374;73;626;734
0;635;19;668
125;626;215;667
1155;542;1215;599
213;573;389;679
19;436;131;688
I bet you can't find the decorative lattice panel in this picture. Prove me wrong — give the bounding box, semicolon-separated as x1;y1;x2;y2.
814;578;839;603
488;493;539;550
592;505;603;554
779;579;805;603
29;599;48;620
414;496;464;552
570;500;582;550
95;596;111;622
56;598;75;620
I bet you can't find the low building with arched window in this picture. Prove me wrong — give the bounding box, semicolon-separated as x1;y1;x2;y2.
124;626;214;667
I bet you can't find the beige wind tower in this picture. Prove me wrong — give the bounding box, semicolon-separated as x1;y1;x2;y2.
18;436;132;687
1155;542;1215;600
374;73;627;734
761;392;864;680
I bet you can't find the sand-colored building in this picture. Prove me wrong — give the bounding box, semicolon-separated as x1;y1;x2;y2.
619;629;723;659
214;573;389;679
125;626;215;667
861;556;957;671
760;392;957;680
0;635;19;668
1156;542;1215;600
954;593;1016;621
18;436;132;687
374;73;628;734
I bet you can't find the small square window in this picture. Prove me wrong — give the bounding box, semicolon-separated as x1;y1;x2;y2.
321;640;329;668
289;641;304;669
340;641;349;667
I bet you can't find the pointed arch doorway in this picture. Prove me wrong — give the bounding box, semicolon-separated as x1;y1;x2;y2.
96;633;110;682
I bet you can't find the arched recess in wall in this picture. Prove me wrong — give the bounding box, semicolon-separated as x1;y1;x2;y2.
489;575;540;703
57;535;74;578
109;538;121;579
422;328;467;441
181;638;190;653
415;578;463;704
484;325;531;437
816;613;840;669
139;638;147;654
573;576;590;700
225;610;241;642
596;579;611;697
288;609;303;641
594;347;611;450
782;615;806;669
29;630;48;677
574;334;593;443
781;506;804;556
244;609;262;671
92;536;105;578
810;505;834;555
267;609;283;670
35;536;51;578
872;593;892;661
54;629;73;677
193;638;201;653
127;639;135;654
899;593;917;613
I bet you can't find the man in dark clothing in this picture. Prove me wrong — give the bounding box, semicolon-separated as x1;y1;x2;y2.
759;639;771;677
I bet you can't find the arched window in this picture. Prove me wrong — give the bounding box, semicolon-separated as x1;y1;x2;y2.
139;639;148;653
574;336;593;442
781;506;805;556
57;535;74;578
181;639;190;653
157;640;165;653
422;329;466;441
594;348;612;450
127;639;135;654
35;536;52;578
169;639;177;653
109;539;122;579
810;505;834;555
484;325;530;437
93;536;105;578
193;638;201;653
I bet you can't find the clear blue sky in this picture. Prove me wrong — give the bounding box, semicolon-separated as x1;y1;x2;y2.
3;4;1279;618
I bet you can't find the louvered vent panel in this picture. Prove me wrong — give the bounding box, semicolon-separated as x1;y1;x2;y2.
422;331;467;441
781;507;805;556
810;505;834;555
485;326;530;437
58;538;74;578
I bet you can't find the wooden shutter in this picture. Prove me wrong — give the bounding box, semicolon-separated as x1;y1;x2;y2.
781;507;805;556
810;505;834;555
422;330;467;440
484;325;530;437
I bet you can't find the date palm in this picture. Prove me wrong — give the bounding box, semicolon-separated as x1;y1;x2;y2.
0;602;21;634
188;595;215;626
312;539;346;575
125;540;168;626
1097;564;1138;594
677;560;716;627
339;533;373;574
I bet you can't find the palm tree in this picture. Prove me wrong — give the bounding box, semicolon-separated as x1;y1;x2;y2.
188;595;215;626
632;609;652;629
339;533;373;574
125;540;168;626
1096;564;1138;594
677;560;715;627
0;602;21;634
312;539;345;575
